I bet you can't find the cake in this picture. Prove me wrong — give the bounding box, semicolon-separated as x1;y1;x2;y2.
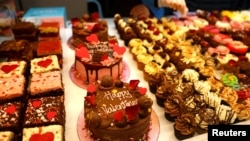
38;22;60;40
23;95;65;127
74;34;126;84
0;101;23;134
0;131;15;141
30;55;60;74
71;14;108;44
84;75;153;141
22;124;64;141
0;75;26;102
37;40;63;67
11;21;37;42
28;70;64;97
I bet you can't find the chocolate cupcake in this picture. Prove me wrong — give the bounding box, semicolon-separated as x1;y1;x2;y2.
174;113;196;140
164;94;185;122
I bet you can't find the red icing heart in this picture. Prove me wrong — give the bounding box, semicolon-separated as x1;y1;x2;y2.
101;54;109;61
87;84;96;93
76;47;90;59
113;45;126;55
86;34;99;44
85;95;96;106
129;80;140;90
32;100;42;109
5;105;16;114
29;132;54;141
46;111;57;120
37;59;52;68
1;64;18;74
138;87;147;95
113;110;124;121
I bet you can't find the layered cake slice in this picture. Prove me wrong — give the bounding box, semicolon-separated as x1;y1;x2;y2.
22;124;64;141
38;22;60;40
28;71;64;97
0;61;27;78
0;75;26;102
11;21;38;42
23;95;65;127
0;101;23;133
30;55;60;74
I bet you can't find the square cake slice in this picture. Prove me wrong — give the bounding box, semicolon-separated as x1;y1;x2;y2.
30;55;60;74
0;131;15;141
24;95;65;127
38;22;60;39
0;75;26;102
0;101;23;133
22;125;64;141
0;61;27;78
28;71;63;97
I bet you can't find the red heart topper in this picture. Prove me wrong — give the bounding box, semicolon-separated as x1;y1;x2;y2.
47;111;57;120
87;84;97;93
5;105;16;115
37;59;52;68
129;80;140;90
113;45;126;55
1;64;18;74
138;87;147;95
29;132;54;141
76;46;90;59
86;34;99;44
32;100;42;109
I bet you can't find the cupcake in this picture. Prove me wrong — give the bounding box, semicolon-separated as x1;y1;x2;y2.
174;113;196;140
185;94;206;113
232;103;250;121
148;71;165;94
143;61;162;81
155;77;174;107
136;53;153;71
164;94;185;122
182;68;200;83
215;104;237;124
219;86;238;106
195;107;220;134
204;91;222;108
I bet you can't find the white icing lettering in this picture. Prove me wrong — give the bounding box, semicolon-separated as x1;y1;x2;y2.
103;90;133;101
101;99;138;114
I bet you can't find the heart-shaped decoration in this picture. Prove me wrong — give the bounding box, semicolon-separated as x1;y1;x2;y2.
138;87;147;95
113;45;126;55
32;100;42;109
101;54;109;61
37;59;52;68
5;105;16;115
76;47;90;59
86;34;99;44
87;84;96;93
46;111;57;120
29;132;54;141
1;64;18;74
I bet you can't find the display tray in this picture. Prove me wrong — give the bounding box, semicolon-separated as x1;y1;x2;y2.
77;109;160;141
69;61;130;89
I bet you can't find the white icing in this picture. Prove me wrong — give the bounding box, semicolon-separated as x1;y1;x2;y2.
204;92;222;108
0;131;14;141
182;69;199;82
22;125;63;141
216;104;237;124
0;61;26;78
194;80;211;95
30;55;60;74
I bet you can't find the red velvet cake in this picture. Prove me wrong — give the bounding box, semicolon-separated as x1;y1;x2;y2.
74;34;126;84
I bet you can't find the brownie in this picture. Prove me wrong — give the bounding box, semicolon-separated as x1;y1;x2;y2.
30;55;60;74
0;40;33;61
11;21;36;35
23;95;65;127
0;101;24;133
0;61;27;78
14;30;38;42
28;71;64;97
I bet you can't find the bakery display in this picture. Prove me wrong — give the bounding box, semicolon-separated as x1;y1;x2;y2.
114;10;250;140
84;75;153;141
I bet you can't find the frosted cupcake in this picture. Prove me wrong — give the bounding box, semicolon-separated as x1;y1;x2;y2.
136;53;153;71
143;61;162;81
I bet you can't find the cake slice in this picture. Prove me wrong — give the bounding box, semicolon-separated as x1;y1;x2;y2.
23;95;65;127
22;124;64;141
30;55;60;74
0;131;15;141
0;61;27;78
28;71;64;97
38;22;60;40
12;21;37;42
0;101;23;133
0;75;26;102
37;40;63;67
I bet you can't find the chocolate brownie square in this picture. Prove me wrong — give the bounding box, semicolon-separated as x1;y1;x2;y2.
12;21;36;35
0;101;23;133
23;95;65;127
